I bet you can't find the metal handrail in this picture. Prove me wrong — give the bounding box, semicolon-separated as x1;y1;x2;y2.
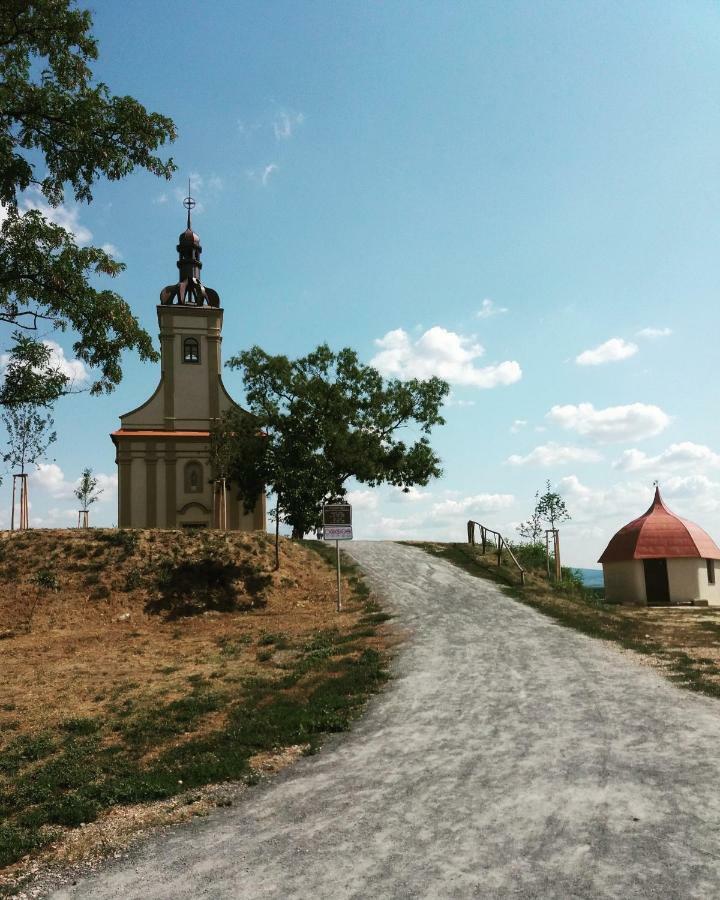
467;520;525;586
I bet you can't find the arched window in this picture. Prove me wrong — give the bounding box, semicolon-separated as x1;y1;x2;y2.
184;461;204;494
183;337;200;364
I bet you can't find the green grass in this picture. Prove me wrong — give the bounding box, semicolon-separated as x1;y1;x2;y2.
414;541;720;700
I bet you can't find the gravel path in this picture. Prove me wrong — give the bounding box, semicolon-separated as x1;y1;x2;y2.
50;541;720;899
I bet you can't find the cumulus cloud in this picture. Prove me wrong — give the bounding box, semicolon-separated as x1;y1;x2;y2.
476;298;508;319
613;442;720;473
30;463;115;503
0;340;88;387
506;443;603;467
20;192;92;244
575;338;638;366
637;326;672;339
547;402;670;443
101;243;122;259
370;327;521;388
429;493;514;521
345;489;378;510
273;109;304;140
510;419;527;433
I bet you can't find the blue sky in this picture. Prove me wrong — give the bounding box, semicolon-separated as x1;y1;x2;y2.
4;0;720;567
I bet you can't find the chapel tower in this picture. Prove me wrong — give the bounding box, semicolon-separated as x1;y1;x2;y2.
111;198;265;530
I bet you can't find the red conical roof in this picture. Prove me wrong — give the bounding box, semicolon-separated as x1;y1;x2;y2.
599;487;720;563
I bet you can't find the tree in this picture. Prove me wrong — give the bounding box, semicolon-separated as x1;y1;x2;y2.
0;0;176;407
516;490;542;543
536;479;571;531
211;344;450;565
74;466;102;513
2;404;55;475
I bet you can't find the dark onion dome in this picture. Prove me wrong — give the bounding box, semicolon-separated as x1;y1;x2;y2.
598;487;720;563
159;208;220;307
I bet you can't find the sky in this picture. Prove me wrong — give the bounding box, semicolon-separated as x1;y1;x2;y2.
3;0;720;567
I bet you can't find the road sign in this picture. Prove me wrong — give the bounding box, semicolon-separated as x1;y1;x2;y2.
323;504;352;527
324;524;353;541
322;503;353;611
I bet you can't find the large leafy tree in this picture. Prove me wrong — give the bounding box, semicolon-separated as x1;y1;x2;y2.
0;0;176;406
211;344;449;563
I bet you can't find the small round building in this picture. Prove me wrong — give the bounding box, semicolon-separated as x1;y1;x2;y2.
599;487;720;606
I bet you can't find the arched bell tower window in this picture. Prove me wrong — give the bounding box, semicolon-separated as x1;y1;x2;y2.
183;337;200;364
184;461;203;494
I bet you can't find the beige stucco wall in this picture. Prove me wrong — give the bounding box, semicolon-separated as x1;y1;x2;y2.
603;560;646;605
603;557;720;606
115;436;265;531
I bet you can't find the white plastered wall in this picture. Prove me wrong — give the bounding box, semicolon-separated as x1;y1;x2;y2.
668;558;720;605
603;560;646;605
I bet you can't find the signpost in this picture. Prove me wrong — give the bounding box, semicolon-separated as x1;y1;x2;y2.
322;502;352;612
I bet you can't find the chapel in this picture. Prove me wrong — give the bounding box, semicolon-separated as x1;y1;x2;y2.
110;202;265;530
599;486;720;606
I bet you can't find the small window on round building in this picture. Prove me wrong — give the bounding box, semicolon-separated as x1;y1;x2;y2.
184;461;203;493
183;337;200;364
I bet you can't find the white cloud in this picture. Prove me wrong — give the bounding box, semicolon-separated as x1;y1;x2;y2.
476;298;508;319
613;442;720;473
506;443;603;467
0;340;88;386
547;402;670;443
101;243;122;259
30;464;115;504
153;193;168;205
637;327;672;339
247;164;279;187
510;419;528;433
273;109;304;140
370;326;522;388
575;338;638;366
345;489;378;510
444;393;475;408
429;493;515;521
21;192;92;245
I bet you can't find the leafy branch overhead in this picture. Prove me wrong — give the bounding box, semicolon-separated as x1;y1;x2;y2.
0;0;176;406
212;344;450;540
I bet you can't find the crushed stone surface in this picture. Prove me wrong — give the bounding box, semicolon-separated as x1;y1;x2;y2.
39;541;720;899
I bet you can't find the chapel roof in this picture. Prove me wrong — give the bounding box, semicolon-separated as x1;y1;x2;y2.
598;486;720;563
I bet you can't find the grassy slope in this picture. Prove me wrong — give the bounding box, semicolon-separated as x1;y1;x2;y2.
0;530;392;881
413;541;720;700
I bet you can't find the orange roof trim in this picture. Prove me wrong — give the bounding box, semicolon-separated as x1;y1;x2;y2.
111;429;210;438
598;487;720;563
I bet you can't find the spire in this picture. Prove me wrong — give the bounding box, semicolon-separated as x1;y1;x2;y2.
184;179;194;230
159;187;220;308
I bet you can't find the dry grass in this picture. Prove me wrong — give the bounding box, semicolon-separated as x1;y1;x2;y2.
0;529;394;892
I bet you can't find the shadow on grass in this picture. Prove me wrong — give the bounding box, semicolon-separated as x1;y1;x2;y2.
145;557;272;619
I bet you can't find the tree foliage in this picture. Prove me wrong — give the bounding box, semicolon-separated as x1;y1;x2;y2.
0;0;176;406
74;466;102;511
1;403;55;475
211;344;450;542
536;479;571;530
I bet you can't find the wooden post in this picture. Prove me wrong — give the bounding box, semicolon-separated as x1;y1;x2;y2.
13;474;30;530
497;535;503;567
554;529;561;581
467;521;474;545
10;476;16;532
77;510;89;528
481;527;486;555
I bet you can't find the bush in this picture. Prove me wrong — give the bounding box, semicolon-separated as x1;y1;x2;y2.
33;569;59;591
124;568;143;591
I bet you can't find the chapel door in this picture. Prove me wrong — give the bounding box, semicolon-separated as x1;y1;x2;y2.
643;558;670;605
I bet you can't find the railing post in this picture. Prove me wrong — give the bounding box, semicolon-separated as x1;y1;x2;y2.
481;527;486;555
467;520;474;545
497;536;502;567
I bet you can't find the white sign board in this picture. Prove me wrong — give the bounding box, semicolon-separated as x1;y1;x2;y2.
324;524;353;541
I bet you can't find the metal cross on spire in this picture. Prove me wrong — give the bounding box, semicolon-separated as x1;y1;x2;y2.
183;178;196;229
